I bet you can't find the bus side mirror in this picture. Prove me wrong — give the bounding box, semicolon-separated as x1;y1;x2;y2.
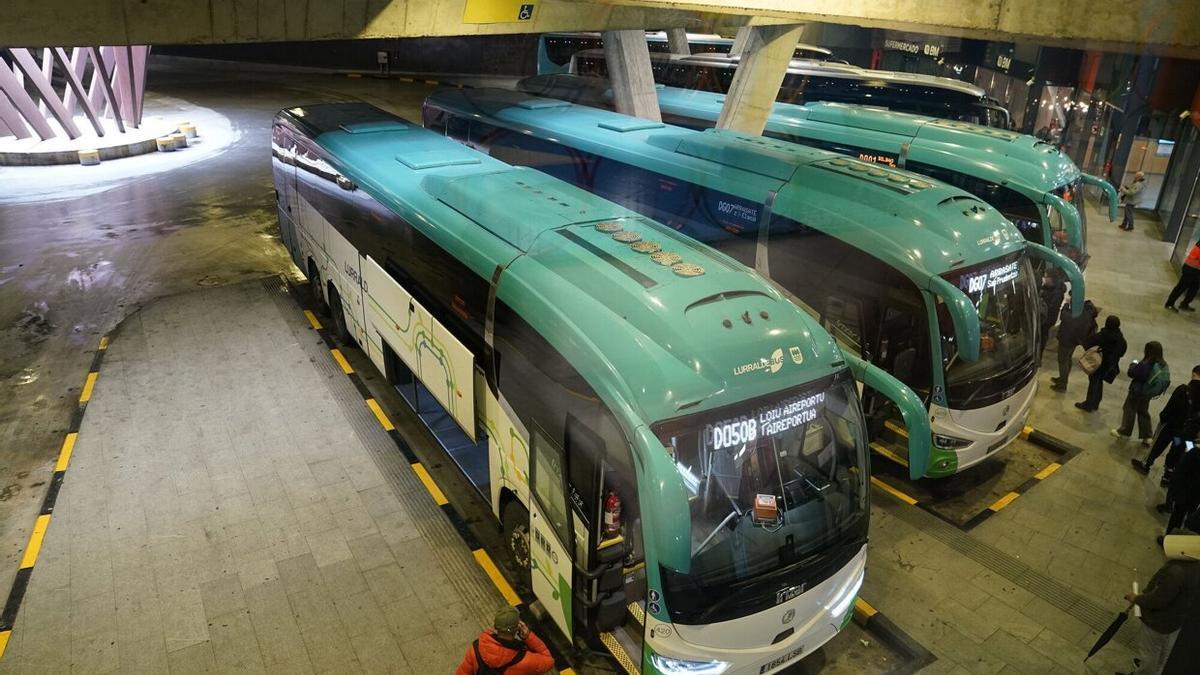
336;175;357;191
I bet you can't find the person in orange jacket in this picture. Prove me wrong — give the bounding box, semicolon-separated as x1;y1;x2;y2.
1165;241;1200;312
456;607;556;675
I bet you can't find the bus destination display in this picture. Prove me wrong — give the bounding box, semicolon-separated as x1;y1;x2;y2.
708;391;826;451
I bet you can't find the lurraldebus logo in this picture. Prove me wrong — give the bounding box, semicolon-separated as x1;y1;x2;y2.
733;348;786;376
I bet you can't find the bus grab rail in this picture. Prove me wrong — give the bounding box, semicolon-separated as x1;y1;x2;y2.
1044;193;1084;251
925;275;981;363
1026;242;1085;317
1081;173;1119;222
843;353;932;480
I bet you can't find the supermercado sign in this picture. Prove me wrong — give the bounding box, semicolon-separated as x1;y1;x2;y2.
706;391;826;451
958;261;1019;295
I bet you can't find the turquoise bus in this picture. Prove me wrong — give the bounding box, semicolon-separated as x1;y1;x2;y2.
423;88;1085;478
559;46;1009;127
518;75;1119;266
537;31;833;77
271;103;930;674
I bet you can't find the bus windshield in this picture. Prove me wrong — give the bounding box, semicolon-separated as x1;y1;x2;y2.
651;372;868;625
938;254;1039;409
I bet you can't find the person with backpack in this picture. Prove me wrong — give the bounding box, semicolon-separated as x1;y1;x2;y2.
1113;342;1170;445
1132;366;1200;482
456;608;555;675
1076;315;1127;412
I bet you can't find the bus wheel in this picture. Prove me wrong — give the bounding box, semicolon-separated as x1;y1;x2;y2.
502;501;533;590
327;286;353;345
307;260;328;315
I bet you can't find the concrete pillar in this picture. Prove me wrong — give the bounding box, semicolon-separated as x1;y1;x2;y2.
666;28;690;55
603;29;661;122
729;26;751;56
716;24;803;136
1110;55;1159;187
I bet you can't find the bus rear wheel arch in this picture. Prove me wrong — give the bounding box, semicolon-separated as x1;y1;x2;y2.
501;497;533;591
307;258;328;316
326;282;353;346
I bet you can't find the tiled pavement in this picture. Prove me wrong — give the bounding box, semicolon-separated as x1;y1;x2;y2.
866;199;1191;674
0;280;507;674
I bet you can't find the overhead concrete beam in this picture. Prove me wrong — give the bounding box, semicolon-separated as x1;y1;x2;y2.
0;0;772;48
716;24;802;135
609;0;1200;58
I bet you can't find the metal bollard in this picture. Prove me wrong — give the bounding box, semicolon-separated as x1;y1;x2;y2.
179;123;197;138
156;137;175;152
170;133;188;149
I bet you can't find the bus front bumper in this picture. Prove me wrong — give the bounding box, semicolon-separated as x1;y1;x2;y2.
643;547;866;675
925;377;1038;477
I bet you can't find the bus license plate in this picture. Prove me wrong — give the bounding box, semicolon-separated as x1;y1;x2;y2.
760;645;805;673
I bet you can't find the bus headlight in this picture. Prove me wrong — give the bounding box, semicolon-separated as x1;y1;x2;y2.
648;653;730;675
825;568;865;619
933;433;971;449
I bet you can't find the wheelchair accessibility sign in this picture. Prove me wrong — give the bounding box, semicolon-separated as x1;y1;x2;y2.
463;0;536;23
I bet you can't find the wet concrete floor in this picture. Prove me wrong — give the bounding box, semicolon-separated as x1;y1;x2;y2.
0;59;436;597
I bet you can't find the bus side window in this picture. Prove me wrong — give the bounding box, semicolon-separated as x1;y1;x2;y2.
531;425;571;546
909;162;1045;245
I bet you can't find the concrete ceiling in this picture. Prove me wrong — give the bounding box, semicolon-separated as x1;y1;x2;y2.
0;0;1196;58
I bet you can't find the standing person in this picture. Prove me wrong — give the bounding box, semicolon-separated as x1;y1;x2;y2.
1119;171;1147;231
1164;241;1200;312
1051;299;1098;392
1162;442;1200;539
1132;366;1200;478
1122;545;1200;674
1038;268;1067;361
1113;342;1170;445
1076;315;1127;411
457;608;555;675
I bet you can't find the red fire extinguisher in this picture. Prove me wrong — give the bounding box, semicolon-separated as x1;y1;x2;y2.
603;490;622;538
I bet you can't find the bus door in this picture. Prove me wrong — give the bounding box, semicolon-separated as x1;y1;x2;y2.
528;425;577;639
563;416;639;651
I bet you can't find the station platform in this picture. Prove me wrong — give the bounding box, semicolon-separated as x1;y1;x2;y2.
0;278;510;673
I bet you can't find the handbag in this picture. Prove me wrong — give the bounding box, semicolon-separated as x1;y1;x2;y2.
1078;346;1103;375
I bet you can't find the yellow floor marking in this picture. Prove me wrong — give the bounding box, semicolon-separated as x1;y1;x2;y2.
854;598;878;620
79;372;98;403
346;73;362;78
411;462;448;506
1020;425;1034;440
0;630;10;660
472;549;522;606
304;310;322;330
20;514;51;569
870;476;918;505
330;348;354;374
989;491;1021;512
55;433;77;472
561;670;576;675
365;398;394;431
97;336;109;351
1034;462;1062;481
870;441;909;467
884;420;909;438
424;79;440;85
599;631;638;675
